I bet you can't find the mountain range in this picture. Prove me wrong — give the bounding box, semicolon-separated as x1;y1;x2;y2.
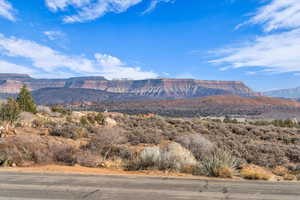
0;73;260;104
2;73;300;118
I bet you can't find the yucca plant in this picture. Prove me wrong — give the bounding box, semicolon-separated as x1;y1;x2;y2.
197;148;241;177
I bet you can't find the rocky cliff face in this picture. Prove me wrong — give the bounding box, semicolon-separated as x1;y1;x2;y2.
0;73;260;99
64;78;259;98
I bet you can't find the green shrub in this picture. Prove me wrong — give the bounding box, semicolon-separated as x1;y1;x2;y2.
85;113;105;125
95;113;105;125
0;98;21;124
80;116;89;126
51;106;71;115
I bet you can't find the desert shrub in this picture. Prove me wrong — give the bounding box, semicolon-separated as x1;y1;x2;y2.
223;116;239;124
0;98;20;124
75;151;102;167
245;143;288;168
217;167;235;178
283;174;296;181
297;174;300;181
240;165;272;180
49;124;89;139
85;113;105;125
0;135;79;166
127;143;197;173
160;143;197;172
175;134;214;160
137;146;161;170
87;114;96;124
16;85;37;114
272;166;289;176
80;116;89;126
51;106;71;116
53;145;78;165
95;112;105;125
87;128;127;160
196;148;240;177
126;128;161;145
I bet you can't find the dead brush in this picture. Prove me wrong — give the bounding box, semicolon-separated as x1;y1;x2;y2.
240;164;272;180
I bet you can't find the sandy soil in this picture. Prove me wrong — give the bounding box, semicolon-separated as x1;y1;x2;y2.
0;165;198;178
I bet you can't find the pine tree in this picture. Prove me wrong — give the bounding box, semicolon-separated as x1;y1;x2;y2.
16;85;37;114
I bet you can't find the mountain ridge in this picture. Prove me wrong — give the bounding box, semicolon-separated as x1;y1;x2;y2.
0;73;260;100
264;87;300;99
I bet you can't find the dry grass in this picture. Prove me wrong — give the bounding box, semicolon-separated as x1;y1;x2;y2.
217;167;234;178
272;166;289;176
283;174;296;181
240;165;272;180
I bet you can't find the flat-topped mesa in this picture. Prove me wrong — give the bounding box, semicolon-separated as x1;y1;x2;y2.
65;76;107;88
0;73;259;98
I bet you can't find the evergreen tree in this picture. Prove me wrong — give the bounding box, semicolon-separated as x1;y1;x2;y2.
0;98;21;124
16;85;37;114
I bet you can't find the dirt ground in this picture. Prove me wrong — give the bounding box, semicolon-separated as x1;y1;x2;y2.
0;165;199;178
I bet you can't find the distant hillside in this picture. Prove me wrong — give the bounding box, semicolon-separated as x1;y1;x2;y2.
67;95;300;118
264;87;300;99
0;73;260;100
32;88;149;105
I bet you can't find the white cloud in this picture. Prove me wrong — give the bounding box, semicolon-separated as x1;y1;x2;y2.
94;53;157;80
211;0;300;74
45;0;174;23
43;30;65;41
210;29;300;73
46;0;142;23
143;0;173;14
0;34;95;73
0;34;158;80
0;60;35;74
0;0;16;21
248;0;300;32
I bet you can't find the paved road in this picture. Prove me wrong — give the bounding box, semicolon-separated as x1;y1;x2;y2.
0;172;300;200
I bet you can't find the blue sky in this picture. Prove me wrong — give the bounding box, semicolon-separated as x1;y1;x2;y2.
0;0;300;91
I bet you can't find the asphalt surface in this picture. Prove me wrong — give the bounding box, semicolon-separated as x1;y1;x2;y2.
0;172;300;200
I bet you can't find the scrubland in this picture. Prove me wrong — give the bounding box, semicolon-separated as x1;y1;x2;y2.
1;106;300;181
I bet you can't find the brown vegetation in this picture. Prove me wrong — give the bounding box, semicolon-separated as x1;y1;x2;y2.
1;106;300;181
240;165;272;180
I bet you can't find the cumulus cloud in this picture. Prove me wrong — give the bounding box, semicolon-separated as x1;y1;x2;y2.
211;0;300;74
94;53;157;80
0;34;158;80
45;0;174;23
0;0;16;21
